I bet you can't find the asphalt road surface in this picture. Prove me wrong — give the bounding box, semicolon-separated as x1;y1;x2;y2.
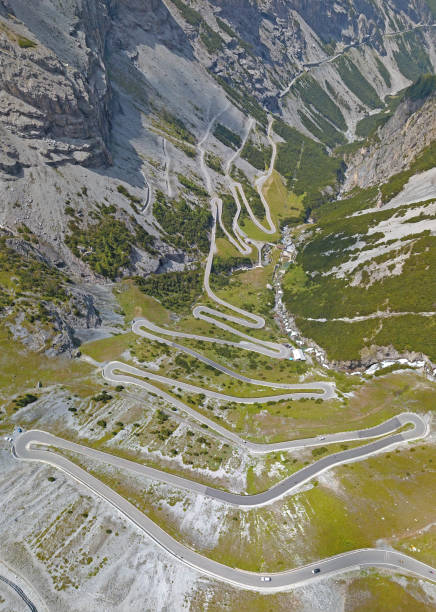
0;575;38;612
13;419;435;592
104;360;334;403
13;413;427;507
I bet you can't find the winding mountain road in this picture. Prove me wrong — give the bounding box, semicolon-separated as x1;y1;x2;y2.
130;318;331;391
14;413;427;505
103;109;333;420
103;362;334;450
11;102;436;593
12;413;435;591
279;23;436;99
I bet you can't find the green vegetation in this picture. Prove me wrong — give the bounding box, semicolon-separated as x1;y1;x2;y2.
170;0;223;53
220;193;237;232
200;24;224;54
371;363;410;377
17;36;37;49
294;74;346;131
405;73;436;101
135;268;203;312
393;30;432;81
216;16;254;54
0;233;68;313
81;332;133;363
285;221;436;318
297;317;379;361
374;315;436;361
213;123;242;150
211;74;268;125
425;0;436;17
153;108;196;145
66;205;155;279
177;174;209;198
13;393;38;408
216;17;236;38
374;55;392;88
212;255;252;280
231;168;264;218
334;56;382;109
117;184;142;212
297;109;346;148
263;170;305;227
355;89;405;139
205;152;223;174
273;119;345;212
241;139;271;170
355;111;390;139
281;180;436;361
153;191;212;252
93;390;113;404
0;324;94;402
115;280;170;325
170;0;202;26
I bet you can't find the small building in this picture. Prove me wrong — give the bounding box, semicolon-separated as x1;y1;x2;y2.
292;348;306;361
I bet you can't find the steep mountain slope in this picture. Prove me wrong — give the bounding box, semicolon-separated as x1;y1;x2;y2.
282;79;436;368
1;3;436;611
343;74;436;194
0;0;434;353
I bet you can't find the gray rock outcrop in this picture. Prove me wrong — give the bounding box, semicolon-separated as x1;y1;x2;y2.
343;92;436;192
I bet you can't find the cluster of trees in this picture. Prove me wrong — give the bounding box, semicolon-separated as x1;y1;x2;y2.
406;73;436;101
66;205;156;280
0;234;68;312
220;193;237;230
393;30;432;81
334;55;382;109
205;153;223;174
212;255;252;276
135;268;203;312
294;74;347;146
231;168;265;218
117;184;142;213
294;74;347;132
14;393;38;408
298;109;346;148
213;123;242;150
153;191;212;253
241;140;271;170
274;118;345;213
93;390;113;403
177;174;209;198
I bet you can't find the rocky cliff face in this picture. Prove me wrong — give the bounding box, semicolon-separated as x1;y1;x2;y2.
0;0;112;177
343;90;436;192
